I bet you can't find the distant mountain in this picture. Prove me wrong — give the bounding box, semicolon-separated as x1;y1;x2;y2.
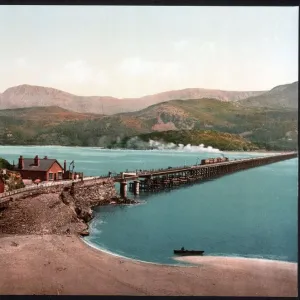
0;84;265;115
0;85;121;114
237;82;298;109
0;98;297;151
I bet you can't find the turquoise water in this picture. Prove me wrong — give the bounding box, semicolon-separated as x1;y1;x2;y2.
0;146;297;264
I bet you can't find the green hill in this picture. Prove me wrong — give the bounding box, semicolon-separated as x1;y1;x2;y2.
119;130;260;151
0;97;297;151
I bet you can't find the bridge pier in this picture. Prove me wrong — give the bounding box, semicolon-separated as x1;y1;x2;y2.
120;180;127;198
133;180;140;195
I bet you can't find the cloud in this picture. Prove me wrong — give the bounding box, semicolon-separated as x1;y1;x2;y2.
273;34;279;42
173;39;189;52
116;57;188;96
48;60;108;86
200;41;216;52
118;57;182;80
14;57;29;68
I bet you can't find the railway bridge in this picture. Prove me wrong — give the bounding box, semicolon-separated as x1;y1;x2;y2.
0;152;297;205
114;152;298;198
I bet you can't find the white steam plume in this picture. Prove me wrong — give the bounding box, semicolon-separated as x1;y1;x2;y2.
125;137;221;153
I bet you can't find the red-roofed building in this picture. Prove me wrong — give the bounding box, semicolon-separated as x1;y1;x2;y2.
14;155;67;182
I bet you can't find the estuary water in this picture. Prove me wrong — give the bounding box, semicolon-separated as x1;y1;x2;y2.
0;146;297;264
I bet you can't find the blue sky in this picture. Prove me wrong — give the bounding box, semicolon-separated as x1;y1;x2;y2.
0;6;298;97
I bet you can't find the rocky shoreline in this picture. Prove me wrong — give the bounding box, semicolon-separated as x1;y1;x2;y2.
0;178;139;237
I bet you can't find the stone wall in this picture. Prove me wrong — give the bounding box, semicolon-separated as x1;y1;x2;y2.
0;178;117;210
59;179;118;233
0;178;119;236
72;178;118;207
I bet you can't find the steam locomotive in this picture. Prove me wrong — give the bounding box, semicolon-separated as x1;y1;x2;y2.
200;157;229;165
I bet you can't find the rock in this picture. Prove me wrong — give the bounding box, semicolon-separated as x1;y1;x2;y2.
78;207;93;223
10;241;18;247
79;230;89;236
75;206;82;215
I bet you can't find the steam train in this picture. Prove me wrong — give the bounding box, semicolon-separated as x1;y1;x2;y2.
200;157;229;165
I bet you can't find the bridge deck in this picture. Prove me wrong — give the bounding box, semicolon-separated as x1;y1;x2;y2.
115;153;297;181
115;152;297;196
0;152;297;202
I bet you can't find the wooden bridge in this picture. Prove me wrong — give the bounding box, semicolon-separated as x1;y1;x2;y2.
114;152;298;198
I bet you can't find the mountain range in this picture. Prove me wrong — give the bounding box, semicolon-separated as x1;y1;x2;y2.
0;84;265;115
0;81;297;151
237;81;298;109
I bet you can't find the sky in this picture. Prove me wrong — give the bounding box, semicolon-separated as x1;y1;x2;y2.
0;6;298;98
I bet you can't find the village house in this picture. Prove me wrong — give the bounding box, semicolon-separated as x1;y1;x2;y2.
14;155;68;182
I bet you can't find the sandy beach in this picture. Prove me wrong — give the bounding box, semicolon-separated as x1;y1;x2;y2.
0;234;297;296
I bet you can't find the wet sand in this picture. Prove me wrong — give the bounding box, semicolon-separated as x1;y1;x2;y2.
0;234;297;296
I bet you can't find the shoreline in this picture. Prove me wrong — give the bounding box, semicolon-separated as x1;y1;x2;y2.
0;234;297;296
83;236;296;267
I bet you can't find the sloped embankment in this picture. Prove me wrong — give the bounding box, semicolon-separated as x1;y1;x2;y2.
0;179;118;236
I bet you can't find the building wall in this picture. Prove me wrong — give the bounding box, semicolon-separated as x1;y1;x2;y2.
18;170;47;181
46;162;64;181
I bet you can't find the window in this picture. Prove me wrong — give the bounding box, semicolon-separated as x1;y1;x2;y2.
48;172;53;180
58;172;63;180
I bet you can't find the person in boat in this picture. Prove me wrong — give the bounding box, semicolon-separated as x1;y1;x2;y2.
181;247;185;251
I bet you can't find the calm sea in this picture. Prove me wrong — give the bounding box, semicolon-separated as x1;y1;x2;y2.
0;146;297;264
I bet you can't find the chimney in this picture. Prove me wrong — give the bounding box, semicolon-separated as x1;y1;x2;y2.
34;155;40;166
18;156;24;169
64;160;67;173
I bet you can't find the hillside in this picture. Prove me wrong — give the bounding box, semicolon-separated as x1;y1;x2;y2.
0;96;297;151
0;84;264;115
0;106;102;125
237;82;298;109
0;106;104;145
118;130;260;151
